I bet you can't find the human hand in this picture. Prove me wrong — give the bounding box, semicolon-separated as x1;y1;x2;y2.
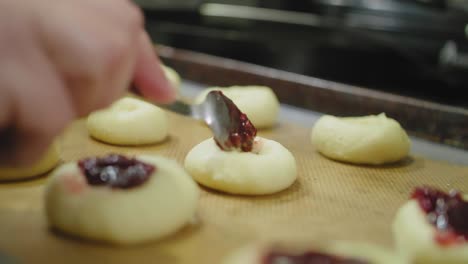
0;0;175;166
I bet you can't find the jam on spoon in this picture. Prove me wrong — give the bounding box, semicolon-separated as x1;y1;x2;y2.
78;154;155;189
411;186;468;246
209;91;257;152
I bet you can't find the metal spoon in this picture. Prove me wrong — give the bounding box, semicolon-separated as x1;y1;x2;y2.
159;91;236;150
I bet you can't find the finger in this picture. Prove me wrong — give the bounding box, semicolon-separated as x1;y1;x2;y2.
133;32;176;104
90;3;141;109
94;37;138;110
37;7;106;116
63;27;138;113
40;2;144;115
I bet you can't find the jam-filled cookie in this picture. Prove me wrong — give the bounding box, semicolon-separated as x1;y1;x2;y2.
393;186;468;264
223;241;404;264
45;154;199;244
185;91;296;195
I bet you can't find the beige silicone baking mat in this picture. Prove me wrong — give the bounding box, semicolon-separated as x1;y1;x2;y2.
1;112;467;264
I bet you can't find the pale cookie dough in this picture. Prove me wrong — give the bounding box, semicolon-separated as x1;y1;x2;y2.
45;155;199;245
196;86;280;129
184;137;296;195
87;97;168;145
0;144;60;181
162;65;181;92
310;113;410;165
223;241;404;264
393;198;468;264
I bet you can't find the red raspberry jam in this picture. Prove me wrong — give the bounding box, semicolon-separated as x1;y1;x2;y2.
411;186;468;246
213;91;257;152
263;251;368;264
78;154;155;189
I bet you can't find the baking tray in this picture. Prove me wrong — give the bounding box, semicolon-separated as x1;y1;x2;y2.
156;45;468;150
1;111;467;263
1;46;468;264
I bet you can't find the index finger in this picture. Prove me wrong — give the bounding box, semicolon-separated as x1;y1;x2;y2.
132;32;176;104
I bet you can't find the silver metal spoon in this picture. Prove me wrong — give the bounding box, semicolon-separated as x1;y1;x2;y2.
158;91;242;150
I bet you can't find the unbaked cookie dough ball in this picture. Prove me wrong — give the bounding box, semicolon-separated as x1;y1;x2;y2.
310;113;410;165
162;65;181;92
184;137;297;195
0;144;60;181
393;186;468;264
87;97;168;146
223;241;403;264
196;86;280;129
45;154;199;245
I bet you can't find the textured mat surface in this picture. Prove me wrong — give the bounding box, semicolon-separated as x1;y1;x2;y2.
0;112;467;264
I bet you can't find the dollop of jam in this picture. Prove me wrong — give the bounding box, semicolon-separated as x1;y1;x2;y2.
263;251;369;264
411;186;468;246
78;154;155;189
213;91;257;152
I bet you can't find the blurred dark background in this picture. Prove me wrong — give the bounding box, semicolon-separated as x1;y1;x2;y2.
135;0;468;108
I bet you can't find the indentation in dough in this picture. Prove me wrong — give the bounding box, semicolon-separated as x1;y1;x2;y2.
118;102;138;112
86;97;168;146
251;138;264;154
